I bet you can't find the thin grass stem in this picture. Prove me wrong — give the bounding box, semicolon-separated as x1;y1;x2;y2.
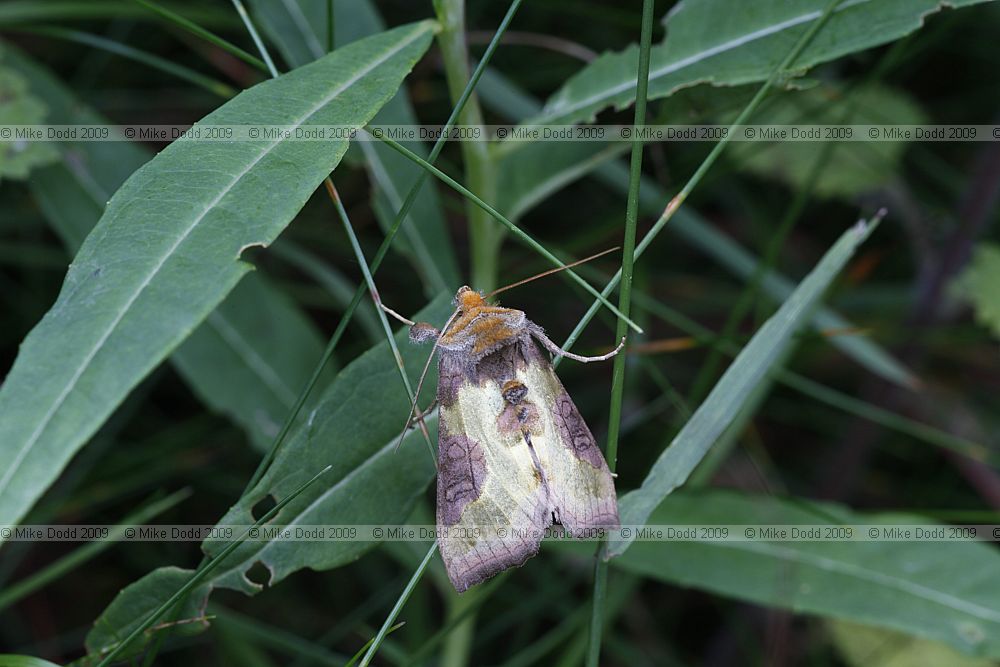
554;0;845;368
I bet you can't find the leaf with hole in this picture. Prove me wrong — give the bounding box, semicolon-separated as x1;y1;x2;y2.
84;298;452;658
0;21;436;533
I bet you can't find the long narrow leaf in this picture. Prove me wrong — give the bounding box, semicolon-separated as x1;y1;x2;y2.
0;22;436;532
611;213;882;556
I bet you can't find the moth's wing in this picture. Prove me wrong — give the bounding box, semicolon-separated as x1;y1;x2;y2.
436;355;551;593
517;353;619;534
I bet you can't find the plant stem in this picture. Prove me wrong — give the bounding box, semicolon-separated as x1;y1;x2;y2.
585;0;655;663
434;0;500;292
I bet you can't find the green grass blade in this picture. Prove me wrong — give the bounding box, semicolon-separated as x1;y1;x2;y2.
358;544;438;667
525;0;991;127
586;0;654;663
0;489;189;612
131;0;266;70
229;0;278;77
328;181;437;462
374;135;643;335
610;212;884;557
93;466;332;667
11;26;236;98
555;0;842;367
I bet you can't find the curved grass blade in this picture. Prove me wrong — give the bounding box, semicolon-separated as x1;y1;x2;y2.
8;26;236;98
0;21;436;534
132;0;266;71
375;135;643;335
610;212;884;557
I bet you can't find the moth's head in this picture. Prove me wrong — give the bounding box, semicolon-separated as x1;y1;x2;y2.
409;322;440;345
454;285;486;312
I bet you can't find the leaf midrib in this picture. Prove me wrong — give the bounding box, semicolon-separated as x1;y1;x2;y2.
0;24;430;499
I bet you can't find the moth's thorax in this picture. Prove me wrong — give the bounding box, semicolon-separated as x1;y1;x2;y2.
438;291;530;358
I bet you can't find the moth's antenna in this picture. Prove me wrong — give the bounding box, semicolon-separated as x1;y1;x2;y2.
394;307;461;452
486;247;619;299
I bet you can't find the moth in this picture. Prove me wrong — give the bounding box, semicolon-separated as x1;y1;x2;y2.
407;286;622;592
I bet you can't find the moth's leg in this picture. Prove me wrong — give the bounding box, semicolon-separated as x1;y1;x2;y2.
411;398;439;426
529;327;626;363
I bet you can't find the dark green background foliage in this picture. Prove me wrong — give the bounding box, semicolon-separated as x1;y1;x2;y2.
1;1;999;665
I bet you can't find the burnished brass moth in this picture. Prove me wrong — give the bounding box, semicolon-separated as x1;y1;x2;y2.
409;286;621;592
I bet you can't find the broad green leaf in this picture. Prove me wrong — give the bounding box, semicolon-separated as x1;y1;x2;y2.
5;44;329;452
249;0;461;296
610;217;878;556
0;49;57;180
85;298;451;657
172;274;328;450
731;85;927;198
85;566;211;661
611;491;1000;658
829;619;994;667
954;243;1000;341
476;67;916;388
527;0;994;127
0;22;436;533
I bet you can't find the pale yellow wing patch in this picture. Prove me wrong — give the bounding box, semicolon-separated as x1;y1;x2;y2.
437;382;550;591
516;361;619;533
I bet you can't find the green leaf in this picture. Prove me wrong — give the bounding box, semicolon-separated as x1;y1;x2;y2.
249;0;461;296
527;0;993;127
0;656;63;667
612;491;1000;658
4;44;329;452
829;619;995;667
84;566;211;661
954;243;1000;341
172;273;329;451
0;49;58;180
495;140;628;222
0;21;436;532
611;217;879;556
731;85;927;198
85;298;451;657
476;67;916;388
